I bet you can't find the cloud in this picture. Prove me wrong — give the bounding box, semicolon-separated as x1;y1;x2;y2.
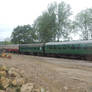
0;0;57;25
0;25;13;41
0;0;58;40
0;0;92;40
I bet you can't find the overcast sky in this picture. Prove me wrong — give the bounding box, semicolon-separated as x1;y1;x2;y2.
0;0;92;41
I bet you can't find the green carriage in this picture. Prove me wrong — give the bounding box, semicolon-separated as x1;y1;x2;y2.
19;43;44;55
45;40;92;58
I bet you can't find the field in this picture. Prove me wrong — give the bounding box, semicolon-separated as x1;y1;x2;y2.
0;54;92;92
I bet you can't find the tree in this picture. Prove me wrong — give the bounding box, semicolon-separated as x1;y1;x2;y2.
75;8;92;40
11;25;37;44
4;37;12;45
34;3;57;43
34;2;72;42
56;1;72;41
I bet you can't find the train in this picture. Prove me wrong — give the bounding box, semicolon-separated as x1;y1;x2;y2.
1;40;92;60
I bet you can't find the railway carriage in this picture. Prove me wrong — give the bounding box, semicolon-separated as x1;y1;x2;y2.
0;40;92;60
4;44;19;53
0;45;5;49
0;44;19;53
19;43;45;55
45;40;92;59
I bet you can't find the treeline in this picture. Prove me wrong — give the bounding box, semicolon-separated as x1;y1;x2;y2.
11;1;92;44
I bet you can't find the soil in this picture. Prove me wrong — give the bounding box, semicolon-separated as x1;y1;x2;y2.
0;54;92;92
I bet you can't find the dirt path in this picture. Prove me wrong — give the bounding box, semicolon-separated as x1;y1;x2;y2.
0;54;92;92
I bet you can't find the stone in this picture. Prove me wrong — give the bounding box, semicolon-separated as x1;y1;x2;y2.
64;86;68;90
6;88;16;92
0;77;10;89
40;88;46;92
33;88;40;92
11;79;17;86
12;77;25;86
20;70;25;77
0;66;48;92
21;83;34;92
0;71;6;77
0;66;7;71
0;90;5;92
8;68;20;77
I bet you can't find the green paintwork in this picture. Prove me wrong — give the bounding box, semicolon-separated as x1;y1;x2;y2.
19;41;92;56
19;44;43;54
45;42;92;55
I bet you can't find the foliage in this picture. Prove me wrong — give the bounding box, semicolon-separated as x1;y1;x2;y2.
34;1;72;42
56;1;72;41
11;25;37;44
34;3;57;43
75;8;92;40
10;2;92;42
0;41;12;45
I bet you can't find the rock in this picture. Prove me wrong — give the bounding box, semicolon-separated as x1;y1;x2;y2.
8;67;24;78
33;88;40;92
0;77;10;89
0;66;48;92
20;70;25;77
0;71;6;77
0;66;7;71
40;88;46;92
8;68;20;77
6;88;16;92
21;83;34;92
11;79;17;86
12;77;25;86
64;86;68;91
0;90;5;92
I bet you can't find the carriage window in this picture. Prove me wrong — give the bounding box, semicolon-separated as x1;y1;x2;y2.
63;46;66;49
71;45;75;49
53;46;56;49
83;47;87;49
76;44;81;49
40;47;42;50
58;47;61;49
76;46;80;49
49;46;52;49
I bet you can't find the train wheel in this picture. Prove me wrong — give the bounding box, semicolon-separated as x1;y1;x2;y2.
85;56;92;61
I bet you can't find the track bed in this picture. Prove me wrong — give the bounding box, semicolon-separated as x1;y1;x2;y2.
0;54;92;92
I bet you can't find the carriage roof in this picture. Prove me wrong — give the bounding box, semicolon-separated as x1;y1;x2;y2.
46;40;92;45
20;43;44;47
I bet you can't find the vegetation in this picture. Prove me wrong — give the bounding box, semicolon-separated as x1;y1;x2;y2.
11;25;37;44
74;8;92;40
10;1;92;44
34;3;57;42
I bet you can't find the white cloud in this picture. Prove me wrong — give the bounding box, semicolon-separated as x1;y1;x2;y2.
64;0;92;16
0;0;92;40
0;0;57;25
0;0;57;40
